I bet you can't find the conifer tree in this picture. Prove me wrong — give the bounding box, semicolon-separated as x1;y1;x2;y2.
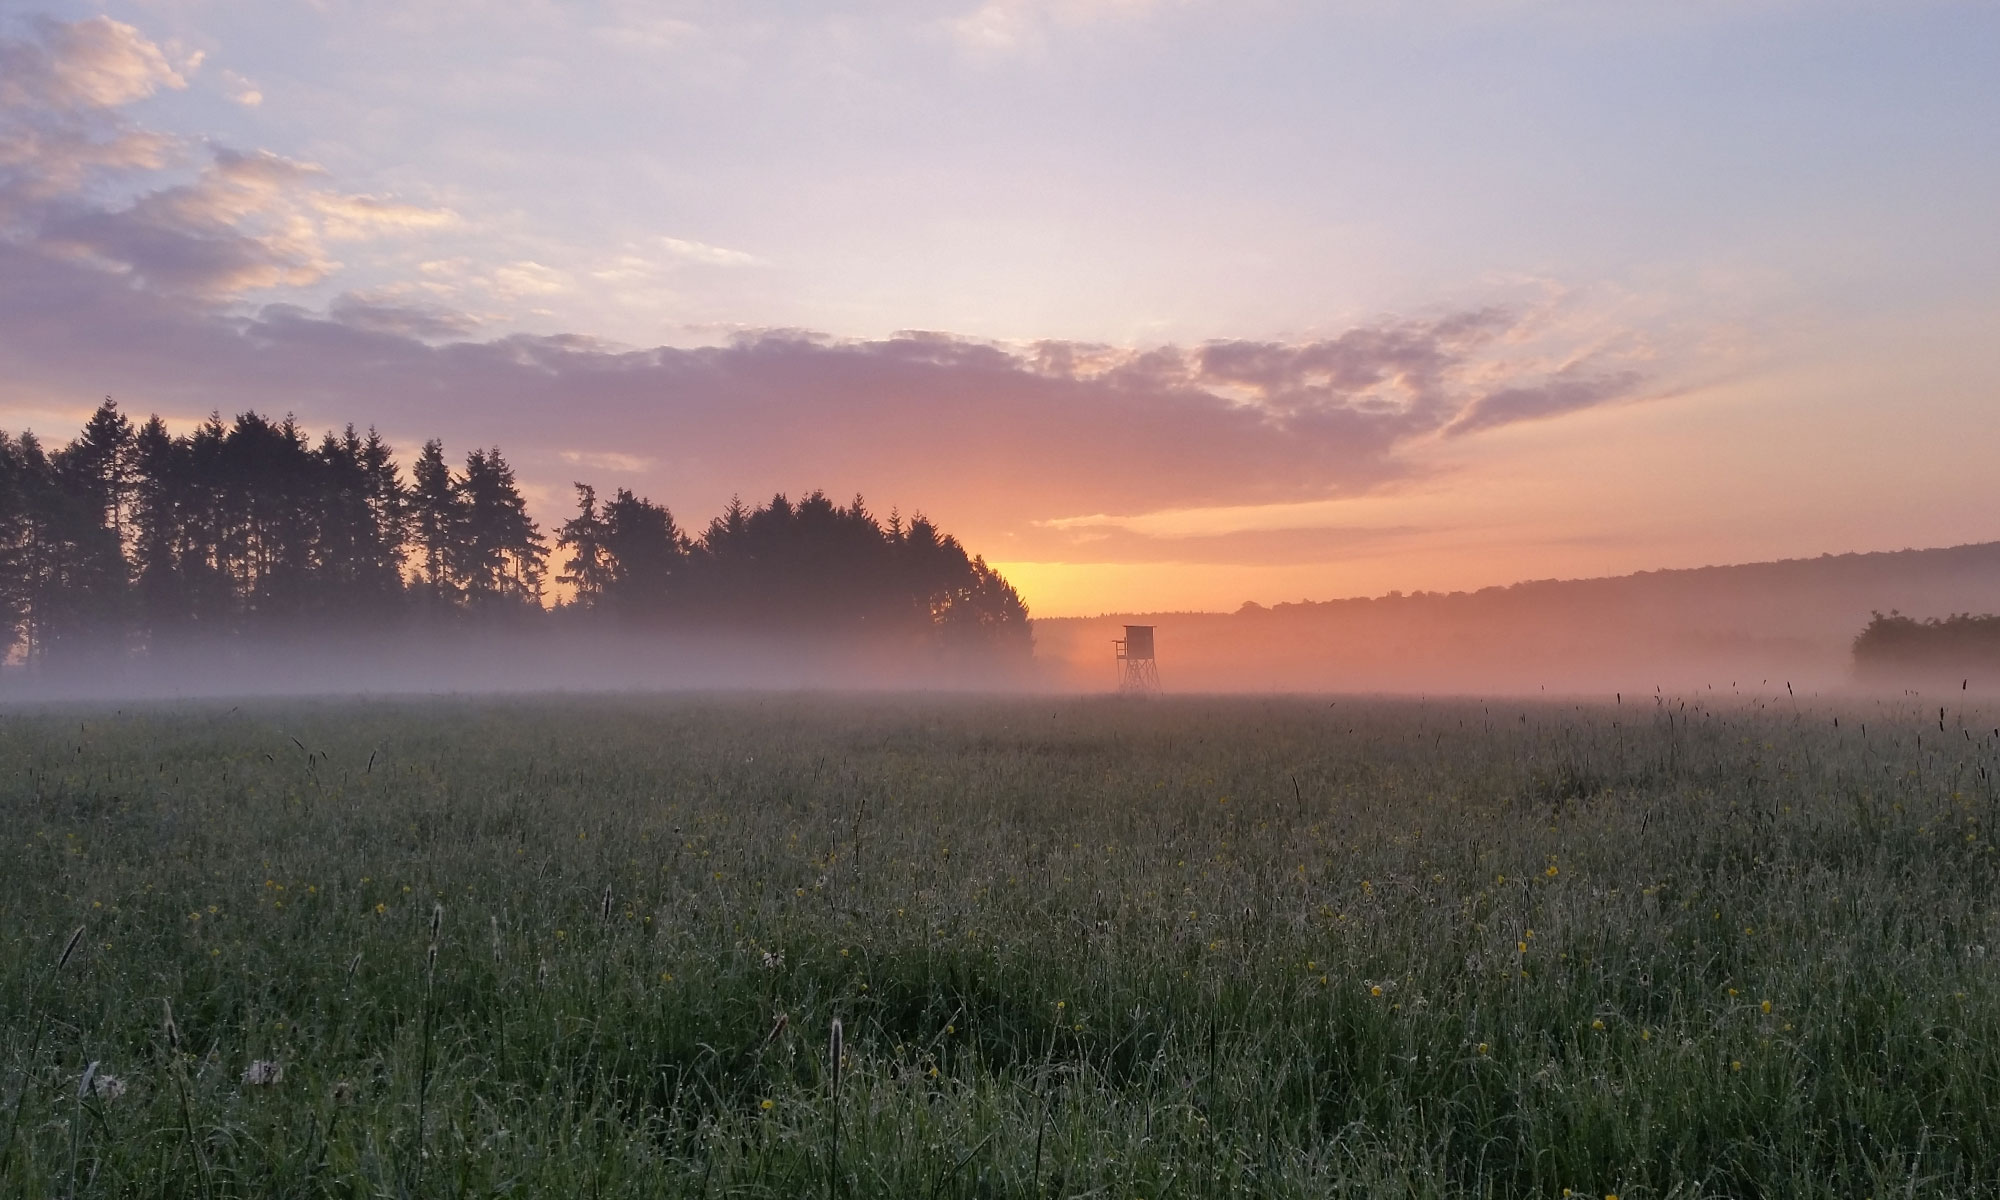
459;447;545;608
601;488;683;617
410;439;463;606
556;483;610;609
70;397;136;557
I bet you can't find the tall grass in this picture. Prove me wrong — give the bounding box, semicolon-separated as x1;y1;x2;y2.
2;690;1997;1196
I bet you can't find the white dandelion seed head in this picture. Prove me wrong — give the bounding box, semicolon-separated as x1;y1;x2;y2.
241;1059;284;1086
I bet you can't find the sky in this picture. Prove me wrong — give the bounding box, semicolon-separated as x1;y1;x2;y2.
1;0;1996;617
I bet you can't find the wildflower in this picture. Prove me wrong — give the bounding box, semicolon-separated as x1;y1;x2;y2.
1730;1060;1742;1072
81;1065;125;1101
1476;1042;1489;1055
1761;999;1772;1014
1370;985;1383;997
760;1098;774;1110
1545;866;1559;877
242;1060;284;1086
1591;1019;1605;1030
762;950;784;970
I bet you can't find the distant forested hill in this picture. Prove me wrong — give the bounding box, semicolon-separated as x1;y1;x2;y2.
1036;543;2000;694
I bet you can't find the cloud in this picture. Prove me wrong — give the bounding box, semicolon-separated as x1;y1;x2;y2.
559;449;657;474
0;16;188;212
490;260;570;298
329;292;483;340
1442;365;1644;438
1013;522;1426;566
593;15;700;52
951;0;1171;51
37;148;336;294
658;236;764;267
0;15;463;300
0;234;1651;547
220;69;262;108
0;10;1658;568
0;16;187;112
313;193;460;240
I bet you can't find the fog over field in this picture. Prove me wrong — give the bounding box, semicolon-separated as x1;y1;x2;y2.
6;539;1998;701
0;630;1045;701
1039;542;2000;696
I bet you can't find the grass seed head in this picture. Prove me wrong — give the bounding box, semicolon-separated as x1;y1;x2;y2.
829;1016;844;1094
57;926;84;971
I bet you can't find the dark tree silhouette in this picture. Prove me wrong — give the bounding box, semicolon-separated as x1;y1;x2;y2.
1853;610;2000;681
0;405;1032;672
410;438;462;608
600;489;683;618
69;397;135;553
458;447;545;610
1;431;128;662
556;484;612;610
130;414;187;638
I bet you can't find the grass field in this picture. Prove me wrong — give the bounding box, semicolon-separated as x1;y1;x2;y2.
4;691;1999;1197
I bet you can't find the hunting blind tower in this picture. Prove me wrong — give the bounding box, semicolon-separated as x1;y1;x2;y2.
1114;625;1161;695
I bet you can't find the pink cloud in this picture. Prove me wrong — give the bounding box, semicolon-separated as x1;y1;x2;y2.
0;234;1649;555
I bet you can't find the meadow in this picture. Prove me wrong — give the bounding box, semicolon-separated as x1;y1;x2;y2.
3;690;1998;1198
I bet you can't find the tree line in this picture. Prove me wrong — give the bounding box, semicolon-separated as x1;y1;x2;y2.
1852;610;2000;681
0;398;1030;667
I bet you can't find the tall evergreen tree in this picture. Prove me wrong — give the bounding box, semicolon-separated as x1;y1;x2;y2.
359;428;409;597
177;414;233;629
12;432;128;661
69;397;136;557
459;447;545;609
600;488;683;618
556;483;611;609
129;414;187;640
410;439;463;607
0;432;32;658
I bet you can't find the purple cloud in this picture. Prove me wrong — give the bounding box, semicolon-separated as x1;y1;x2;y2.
0;232;1648;545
